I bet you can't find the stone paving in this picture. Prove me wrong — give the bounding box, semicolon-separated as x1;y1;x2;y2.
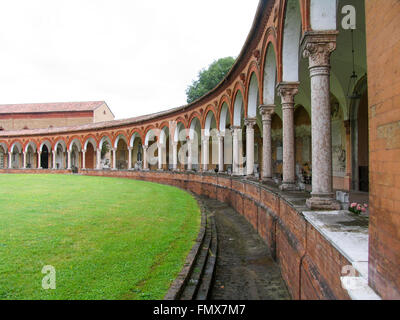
202;197;291;300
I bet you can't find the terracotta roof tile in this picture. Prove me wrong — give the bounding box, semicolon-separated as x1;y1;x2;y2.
0;101;106;114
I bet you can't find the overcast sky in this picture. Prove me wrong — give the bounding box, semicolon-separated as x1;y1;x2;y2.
0;0;259;119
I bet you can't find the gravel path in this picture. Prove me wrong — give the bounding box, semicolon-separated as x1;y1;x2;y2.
202;197;291;300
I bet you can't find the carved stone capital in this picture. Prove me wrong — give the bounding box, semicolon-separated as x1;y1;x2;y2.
277;82;300;106
301;31;338;69
245;118;257;129
258;104;275;122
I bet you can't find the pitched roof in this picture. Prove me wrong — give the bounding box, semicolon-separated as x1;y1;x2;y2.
0;101;106;114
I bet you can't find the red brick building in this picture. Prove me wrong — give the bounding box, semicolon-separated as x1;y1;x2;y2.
0;101;114;131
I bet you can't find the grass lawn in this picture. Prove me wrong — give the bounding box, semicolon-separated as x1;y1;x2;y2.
0;174;201;300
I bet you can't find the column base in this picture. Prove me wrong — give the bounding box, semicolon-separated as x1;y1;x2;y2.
306;196;341;210
262;177;275;184
279;182;298;191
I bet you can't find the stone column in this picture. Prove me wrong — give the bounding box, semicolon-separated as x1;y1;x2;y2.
128;147;132;170
112;148;117;170
344;120;352;191
172;141;178;171
218;133;224;173
37;151;41;169
82;151;86;169
277;82;299;191
67;151;71;170
8;152;12;169
231;126;241;175
96;149;101;169
302;31;340;210
187;139;193;171
23;152;27;169
157;143;163;170
52;151;56;169
259;105;275;182
245;118;256;177
143;146;149;170
202;136;209;172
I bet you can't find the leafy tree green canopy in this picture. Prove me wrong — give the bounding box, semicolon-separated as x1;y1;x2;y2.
186;57;236;104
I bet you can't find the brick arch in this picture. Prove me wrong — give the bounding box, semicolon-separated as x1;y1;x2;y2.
188;111;202;129
0;139;9;152
218;95;233;130
129;130;144;147
201;105;218;129
174;116;188;129
231;81;246;119
9;139;24;153
243;61;262;117
260;26;280;94
112;130;129;148
82;134;98;150
23;140;39;152
67;135;83;151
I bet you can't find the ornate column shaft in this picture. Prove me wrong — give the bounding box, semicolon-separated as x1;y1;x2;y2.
172;141;178;171
96;149;101;170
277;82;299;191
245;118;256;176
67;151;71;170
218;134;224;172
128;147;132;170
302;31;341;210
143;146;149;170
187;139;193;171
52;151;56;169
23;152;27;169
259;105;275;181
112;148;117;170
82;151;86;169
231;126;241;175
38;151;42;169
157;143;163;170
202;136;209;172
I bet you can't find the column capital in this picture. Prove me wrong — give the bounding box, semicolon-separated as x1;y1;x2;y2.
230;126;241;131
277;82;300;106
202;135;210;143
172;141;178;147
301;31;338;69
259;104;275;121
244;118;257;129
128;146;133;151
143;145;149;151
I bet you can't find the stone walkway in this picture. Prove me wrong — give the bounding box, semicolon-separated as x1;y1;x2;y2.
201;197;291;300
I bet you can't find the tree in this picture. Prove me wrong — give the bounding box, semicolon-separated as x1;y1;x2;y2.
186;57;236;104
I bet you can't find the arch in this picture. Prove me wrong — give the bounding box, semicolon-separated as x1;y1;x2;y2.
24;141;38;153
247;72;260;118
159;125;170;145
282;0;302;82
0;141;8;153
174;121;186;143
204;110;217;137
219;102;231;132
10;141;23;153
144;127;158;146
129;131;142;148
83;137;97;151
263;42;278;105
68;138;82;152
54;139;67;152
233;90;245;127
99;135;112;150
189;116;202;141
113;133;128;149
39;140;52;152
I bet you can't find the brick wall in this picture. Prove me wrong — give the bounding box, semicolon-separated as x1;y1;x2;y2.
366;0;400;299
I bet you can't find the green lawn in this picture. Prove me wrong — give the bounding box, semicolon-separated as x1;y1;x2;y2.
0;174;200;300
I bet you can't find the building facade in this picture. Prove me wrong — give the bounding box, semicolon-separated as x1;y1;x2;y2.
0;0;399;299
0;101;114;131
